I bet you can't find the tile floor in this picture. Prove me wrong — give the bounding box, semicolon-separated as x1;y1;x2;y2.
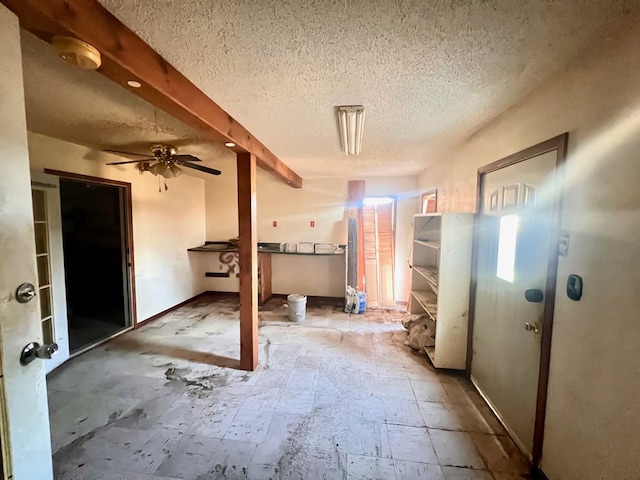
48;294;530;480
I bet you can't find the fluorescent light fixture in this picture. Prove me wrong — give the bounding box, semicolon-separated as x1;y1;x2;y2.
337;105;365;155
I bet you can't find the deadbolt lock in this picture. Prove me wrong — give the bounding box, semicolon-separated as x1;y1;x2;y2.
16;283;36;303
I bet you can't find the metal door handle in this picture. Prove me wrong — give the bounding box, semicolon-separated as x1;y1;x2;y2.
523;322;541;334
20;342;58;365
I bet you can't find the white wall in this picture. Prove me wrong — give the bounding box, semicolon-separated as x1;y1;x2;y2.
28;133;207;329
202;167;419;299
418;13;640;479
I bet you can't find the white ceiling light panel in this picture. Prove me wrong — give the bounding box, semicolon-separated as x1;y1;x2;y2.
338;105;365;155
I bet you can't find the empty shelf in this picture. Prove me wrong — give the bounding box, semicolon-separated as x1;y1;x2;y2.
414;240;441;249
413;265;439;294
411;290;437;322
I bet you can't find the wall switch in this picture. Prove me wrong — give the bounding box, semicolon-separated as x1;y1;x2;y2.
273;220;277;227
310;220;315;227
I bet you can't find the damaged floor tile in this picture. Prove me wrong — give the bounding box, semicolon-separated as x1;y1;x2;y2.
48;294;528;479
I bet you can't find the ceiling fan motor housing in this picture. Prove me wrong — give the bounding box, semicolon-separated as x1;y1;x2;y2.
151;144;176;160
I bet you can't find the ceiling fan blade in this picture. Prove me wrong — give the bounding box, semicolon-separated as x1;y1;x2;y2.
106;158;155;165
172;154;202;162
104;149;152;160
180;161;221;175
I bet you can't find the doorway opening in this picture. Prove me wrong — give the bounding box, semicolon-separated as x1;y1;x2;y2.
59;177;133;354
362;196;396;308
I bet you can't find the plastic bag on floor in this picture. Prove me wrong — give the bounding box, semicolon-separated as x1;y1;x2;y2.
404;314;436;354
402;313;429;331
345;286;359;313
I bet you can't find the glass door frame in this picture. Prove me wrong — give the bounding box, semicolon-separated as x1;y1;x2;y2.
43;169;137;339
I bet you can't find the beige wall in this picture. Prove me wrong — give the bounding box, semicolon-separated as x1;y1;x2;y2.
418;14;640;480
28;133;207;326
202;167;419;299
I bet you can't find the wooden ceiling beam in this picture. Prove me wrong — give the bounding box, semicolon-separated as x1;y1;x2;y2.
2;0;302;188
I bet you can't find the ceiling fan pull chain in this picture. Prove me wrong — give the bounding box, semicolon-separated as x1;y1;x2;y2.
164;178;168;191
158;175;161;193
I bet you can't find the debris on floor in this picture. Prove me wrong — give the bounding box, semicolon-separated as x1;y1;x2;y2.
47;293;529;479
402;314;435;355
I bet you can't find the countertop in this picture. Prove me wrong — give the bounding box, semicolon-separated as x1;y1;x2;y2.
188;241;345;256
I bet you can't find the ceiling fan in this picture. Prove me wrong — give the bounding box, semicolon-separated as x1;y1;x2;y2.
105;144;221;178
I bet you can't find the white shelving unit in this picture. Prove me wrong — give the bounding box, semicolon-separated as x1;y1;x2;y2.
410;213;474;370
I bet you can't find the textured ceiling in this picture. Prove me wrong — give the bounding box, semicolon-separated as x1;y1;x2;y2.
21;31;236;176
22;1;639;178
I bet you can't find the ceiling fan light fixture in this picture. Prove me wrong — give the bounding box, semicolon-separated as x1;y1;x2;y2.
148;162;165;177
337;105;365;155
169;164;182;177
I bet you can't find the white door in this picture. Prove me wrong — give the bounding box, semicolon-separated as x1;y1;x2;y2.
471;149;559;459
0;5;54;479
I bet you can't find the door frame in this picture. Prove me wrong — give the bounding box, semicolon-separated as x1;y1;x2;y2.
361;195;398;308
466;133;568;468
44;169;138;329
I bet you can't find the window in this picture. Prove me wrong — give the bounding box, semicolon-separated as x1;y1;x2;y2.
31;189;55;344
421;190;437;214
496;215;519;283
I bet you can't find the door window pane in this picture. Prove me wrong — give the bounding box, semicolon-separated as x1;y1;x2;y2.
497;215;519;283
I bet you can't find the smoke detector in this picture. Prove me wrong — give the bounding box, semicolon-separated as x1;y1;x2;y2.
51;36;102;70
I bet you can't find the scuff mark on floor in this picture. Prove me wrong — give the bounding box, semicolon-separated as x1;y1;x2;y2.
264;337;272;368
164;367;230;390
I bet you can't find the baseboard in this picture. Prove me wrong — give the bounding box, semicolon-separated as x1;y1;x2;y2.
269;293;344;301
205;291;344;302
135;291;211;328
532;466;549;480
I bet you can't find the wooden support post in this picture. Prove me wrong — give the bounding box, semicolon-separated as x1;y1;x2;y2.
347;180;366;289
237;152;258;371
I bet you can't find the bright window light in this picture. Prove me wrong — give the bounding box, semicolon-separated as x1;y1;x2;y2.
363;197;393;206
497;215;520;283
362;197;393;206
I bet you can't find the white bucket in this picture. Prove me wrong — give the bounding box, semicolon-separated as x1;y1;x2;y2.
287;294;307;322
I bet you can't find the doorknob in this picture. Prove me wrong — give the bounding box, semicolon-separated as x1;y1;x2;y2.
16;283;37;303
523;322;541;334
20;342;58;366
524;288;544;303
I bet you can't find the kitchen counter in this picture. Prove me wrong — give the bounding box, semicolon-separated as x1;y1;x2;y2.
188;241;345;255
188;241;346;304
